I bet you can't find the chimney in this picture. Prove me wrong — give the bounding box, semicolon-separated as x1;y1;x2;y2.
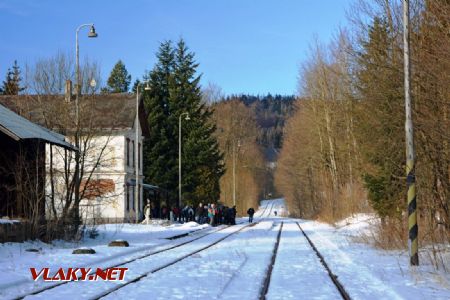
65;80;72;102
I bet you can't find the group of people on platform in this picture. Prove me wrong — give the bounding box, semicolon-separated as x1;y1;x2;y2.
144;199;257;226
176;203;238;226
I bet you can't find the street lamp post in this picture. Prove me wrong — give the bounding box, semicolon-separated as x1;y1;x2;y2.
74;23;97;206
135;82;151;223
75;24;97;123
179;112;190;208
232;139;241;207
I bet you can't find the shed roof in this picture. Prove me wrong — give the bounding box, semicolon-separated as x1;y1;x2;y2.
0;104;76;150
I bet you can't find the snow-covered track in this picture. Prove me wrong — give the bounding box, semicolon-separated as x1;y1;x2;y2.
258;222;283;300
265;202;275;218
93;222;258;300
296;222;352;300
257;201;275;219
255;201;270;218
12;225;232;300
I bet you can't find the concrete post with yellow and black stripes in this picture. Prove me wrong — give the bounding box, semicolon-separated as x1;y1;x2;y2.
403;0;419;266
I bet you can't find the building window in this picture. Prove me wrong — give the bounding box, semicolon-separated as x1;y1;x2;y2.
132;140;135;168
126;138;130;166
126;185;129;211
138;143;141;170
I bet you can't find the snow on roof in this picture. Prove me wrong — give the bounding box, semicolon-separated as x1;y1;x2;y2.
0;104;76;150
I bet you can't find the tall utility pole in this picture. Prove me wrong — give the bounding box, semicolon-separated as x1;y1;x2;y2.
179;112;190;208
135;82;150;223
74;24;97;217
232;139;236;207
403;0;419;266
232;139;240;207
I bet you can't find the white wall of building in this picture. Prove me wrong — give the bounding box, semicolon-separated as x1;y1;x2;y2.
45;120;145;223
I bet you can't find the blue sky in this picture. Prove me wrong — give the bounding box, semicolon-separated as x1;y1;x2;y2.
0;0;352;95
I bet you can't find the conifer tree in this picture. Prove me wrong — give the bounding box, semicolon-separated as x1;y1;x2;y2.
143;41;178;202
170;39;224;203
105;60;131;93
143;40;224;206
2;60;24;95
356;17;404;218
131;79;140;93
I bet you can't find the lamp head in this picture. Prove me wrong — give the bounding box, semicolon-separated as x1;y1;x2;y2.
88;25;98;38
144;83;151;91
185;114;191;121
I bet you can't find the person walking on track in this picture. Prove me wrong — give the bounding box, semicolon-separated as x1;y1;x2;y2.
247;207;255;223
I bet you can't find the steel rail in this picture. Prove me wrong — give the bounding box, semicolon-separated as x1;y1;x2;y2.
296;222;352;300
93;222;258;300
258;222;283;300
13;225;230;300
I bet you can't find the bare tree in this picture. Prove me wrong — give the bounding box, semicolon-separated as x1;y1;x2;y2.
16;52;122;239
24;51;101;96
0;141;46;239
212;99;265;215
202;82;224;105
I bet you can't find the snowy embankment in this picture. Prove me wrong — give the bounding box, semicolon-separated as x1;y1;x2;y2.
300;214;450;300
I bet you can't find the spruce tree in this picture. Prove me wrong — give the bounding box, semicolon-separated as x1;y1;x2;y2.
169;39;224;204
143;39;224;206
143;41;179;203
2;60;24;95
356;17;404;218
105;60;131;93
131;79;140;93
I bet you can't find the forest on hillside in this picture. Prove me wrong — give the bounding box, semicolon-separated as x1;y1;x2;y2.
210;95;295;214
225;94;296;151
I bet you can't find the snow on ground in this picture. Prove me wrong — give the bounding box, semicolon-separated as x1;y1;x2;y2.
334;213;380;237
0;199;449;300
259;200;449;300
24;223;253;300
0;221;209;299
256;198;288;218
266;221;340;300
103;221;279;300
0;218;20;224
300;216;450;300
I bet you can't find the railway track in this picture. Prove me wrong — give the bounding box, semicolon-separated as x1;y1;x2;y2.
256;201;275;219
258;222;283;300
296;222;351;300
14;222;257;300
12;224;231;300
258;221;352;300
13;204;351;300
255;201;269;218
93;221;258;300
265;202;275;217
